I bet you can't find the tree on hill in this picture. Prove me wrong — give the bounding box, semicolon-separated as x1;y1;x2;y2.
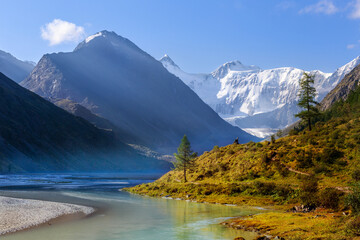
173;135;197;182
295;72;319;131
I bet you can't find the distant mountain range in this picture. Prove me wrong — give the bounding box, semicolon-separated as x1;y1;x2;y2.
0;50;35;83
0;72;170;172
160;55;360;137
21;31;258;154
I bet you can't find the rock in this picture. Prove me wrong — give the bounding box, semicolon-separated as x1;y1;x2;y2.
256;236;271;240
273;236;285;240
291;204;315;213
320;63;360;111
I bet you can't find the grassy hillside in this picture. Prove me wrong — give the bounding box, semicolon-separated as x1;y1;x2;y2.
127;86;360;239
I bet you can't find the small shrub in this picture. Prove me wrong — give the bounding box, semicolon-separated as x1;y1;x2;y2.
218;162;229;172
261;153;272;166
213;145;220;151
254;181;276;195
256;142;263;148
279;185;293;199
346;217;360;236
346;182;360;215
299;176;319;208
289;129;299;136
275;162;289;177
227;149;235;155
297;151;313;169
320;148;343;164
246;170;260;180
319;187;342;210
263;170;275;179
314;164;329;174
352;170;360;181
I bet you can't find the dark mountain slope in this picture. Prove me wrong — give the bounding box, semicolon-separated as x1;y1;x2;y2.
0;72;170;172
21;30;258;154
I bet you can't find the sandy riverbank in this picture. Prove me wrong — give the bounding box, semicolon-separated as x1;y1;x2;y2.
0;196;95;235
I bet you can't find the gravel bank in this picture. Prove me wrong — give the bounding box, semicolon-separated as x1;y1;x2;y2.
0;196;94;235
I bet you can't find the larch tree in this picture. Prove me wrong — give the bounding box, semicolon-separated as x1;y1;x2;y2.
295;72;319;131
173;135;197;182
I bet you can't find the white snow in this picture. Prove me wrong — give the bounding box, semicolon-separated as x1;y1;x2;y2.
0;196;94;235
160;55;360;137
241;128;277;138
85;32;103;43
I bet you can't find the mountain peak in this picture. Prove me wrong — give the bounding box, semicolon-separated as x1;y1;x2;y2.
74;30;145;56
84;30;120;43
212;60;260;79
159;54;179;69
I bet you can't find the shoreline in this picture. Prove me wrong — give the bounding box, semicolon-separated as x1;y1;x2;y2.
125;184;354;239
0;195;96;236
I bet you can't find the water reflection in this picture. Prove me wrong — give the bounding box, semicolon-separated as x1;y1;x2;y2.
0;174;260;240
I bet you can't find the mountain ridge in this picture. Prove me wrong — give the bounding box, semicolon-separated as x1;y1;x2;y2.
21;30;258;154
0;50;35;83
160;54;359;137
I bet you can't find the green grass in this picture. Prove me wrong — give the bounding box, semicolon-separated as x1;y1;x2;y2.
126;86;360;239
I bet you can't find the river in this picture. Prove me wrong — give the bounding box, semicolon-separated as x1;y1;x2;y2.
0;173;261;240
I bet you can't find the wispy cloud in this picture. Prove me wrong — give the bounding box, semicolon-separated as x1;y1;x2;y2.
41;19;85;46
347;44;356;49
349;0;360;19
299;0;338;15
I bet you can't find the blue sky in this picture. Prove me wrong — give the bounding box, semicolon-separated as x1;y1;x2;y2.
1;0;360;73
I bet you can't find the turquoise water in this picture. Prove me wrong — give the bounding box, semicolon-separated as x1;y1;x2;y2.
0;174;261;240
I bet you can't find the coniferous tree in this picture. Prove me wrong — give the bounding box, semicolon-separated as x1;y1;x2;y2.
173;135;197;182
295;72;319;131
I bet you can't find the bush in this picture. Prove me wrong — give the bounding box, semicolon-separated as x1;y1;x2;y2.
254;181;276;195
275;162;289;177
346;216;360;236
289;129;299;136
352;170;360;181
346;182;360;215
314;164;330;174
320;148;343;164
297;151;313;169
261;153;272;166
275;184;293;200
227;149;235;155
299;176;319;208
319;187;342;210
218;162;229;172
256;142;263;148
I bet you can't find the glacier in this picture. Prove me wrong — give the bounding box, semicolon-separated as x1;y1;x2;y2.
160;55;360;138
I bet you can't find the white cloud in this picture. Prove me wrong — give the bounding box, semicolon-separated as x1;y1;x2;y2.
41;19;85;46
349;0;360;19
347;44;356;49
299;0;338;15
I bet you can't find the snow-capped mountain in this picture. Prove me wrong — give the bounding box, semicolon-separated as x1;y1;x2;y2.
160;55;359;137
22;31;258;154
0;50;35;82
